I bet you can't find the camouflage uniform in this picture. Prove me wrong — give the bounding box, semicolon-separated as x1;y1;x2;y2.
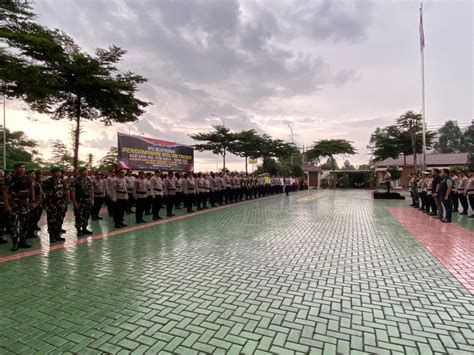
28;177;43;237
5;173;32;250
0;174;8;243
43;176;68;241
71;176;93;232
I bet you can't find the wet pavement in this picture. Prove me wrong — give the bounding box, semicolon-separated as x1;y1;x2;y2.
0;190;473;354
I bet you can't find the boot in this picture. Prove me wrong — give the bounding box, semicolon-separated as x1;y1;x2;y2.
60;229;66;233
77;229;83;237
11;238;19;252
55;235;66;242
120;222;128;227
18;238;31;249
82;228;93;235
114;223;122;228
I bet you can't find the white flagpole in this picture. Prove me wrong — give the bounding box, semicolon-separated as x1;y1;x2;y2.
420;3;427;171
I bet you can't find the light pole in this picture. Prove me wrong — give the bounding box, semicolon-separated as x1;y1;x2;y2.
128;121;139;134
1;80;6;170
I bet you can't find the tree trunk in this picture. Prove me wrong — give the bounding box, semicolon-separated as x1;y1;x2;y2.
331;155;336;188
222;148;226;171
245;156;248;175
73;96;81;173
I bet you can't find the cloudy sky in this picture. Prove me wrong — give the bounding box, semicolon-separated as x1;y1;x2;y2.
6;0;473;170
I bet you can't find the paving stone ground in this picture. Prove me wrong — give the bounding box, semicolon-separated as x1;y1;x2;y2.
0;189;473;354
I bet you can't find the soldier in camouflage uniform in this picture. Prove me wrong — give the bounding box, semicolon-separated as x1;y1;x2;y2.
3;163;33;251
26;169;43;239
43;166;67;243
0;169;8;244
70;167;94;237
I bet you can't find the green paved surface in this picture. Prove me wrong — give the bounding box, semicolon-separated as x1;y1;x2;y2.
0;190;473;354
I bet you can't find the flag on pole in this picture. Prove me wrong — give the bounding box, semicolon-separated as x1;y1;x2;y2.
419;4;425;49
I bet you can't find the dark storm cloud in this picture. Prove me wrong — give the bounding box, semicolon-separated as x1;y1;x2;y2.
33;0;372;158
34;0;367;98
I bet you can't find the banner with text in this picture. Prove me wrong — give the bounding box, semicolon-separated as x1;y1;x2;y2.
117;133;194;171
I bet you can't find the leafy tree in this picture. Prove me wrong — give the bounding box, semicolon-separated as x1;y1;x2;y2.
396;111;428;172
358;164;371;170
434;120;464;153
97;147;118;172
190;125;237;170
368;125;403;163
319;157;339;170
49;140;74;169
307;139;356;187
464;122;474;168
229;129;262;174
0;128;40;169
338;174;350;188
255;158;279;176
1;2;150;171
342;159;355;170
368;122;435;167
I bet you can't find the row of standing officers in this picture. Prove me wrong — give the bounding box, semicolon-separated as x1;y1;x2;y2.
0;163;297;251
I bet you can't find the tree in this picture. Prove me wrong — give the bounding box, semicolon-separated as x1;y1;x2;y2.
49;140;74;169
0;128;40;169
229;129;262;174
1;3;150;171
190;125;237;170
396;111;425;172
368;125;403;163
319;157;339;170
97;147;118;172
368;123;435;166
358;164;371;170
306;139;356;187
464;122;474;168
434;120;464;153
342;159;355;170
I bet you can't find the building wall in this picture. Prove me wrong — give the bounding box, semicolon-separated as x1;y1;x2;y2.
306;171;319;188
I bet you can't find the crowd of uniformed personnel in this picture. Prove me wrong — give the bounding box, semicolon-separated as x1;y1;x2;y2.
408;168;474;223
0;163;300;252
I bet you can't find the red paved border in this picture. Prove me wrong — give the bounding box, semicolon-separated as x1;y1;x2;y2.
0;195;277;263
388;207;474;294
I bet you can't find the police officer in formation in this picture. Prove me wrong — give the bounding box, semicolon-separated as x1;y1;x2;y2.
0;164;299;252
409;168;474;222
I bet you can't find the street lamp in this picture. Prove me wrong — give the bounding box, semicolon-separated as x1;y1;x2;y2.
128;121;139;134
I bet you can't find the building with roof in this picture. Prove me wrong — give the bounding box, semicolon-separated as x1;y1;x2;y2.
375;152;469;188
302;163;322;188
